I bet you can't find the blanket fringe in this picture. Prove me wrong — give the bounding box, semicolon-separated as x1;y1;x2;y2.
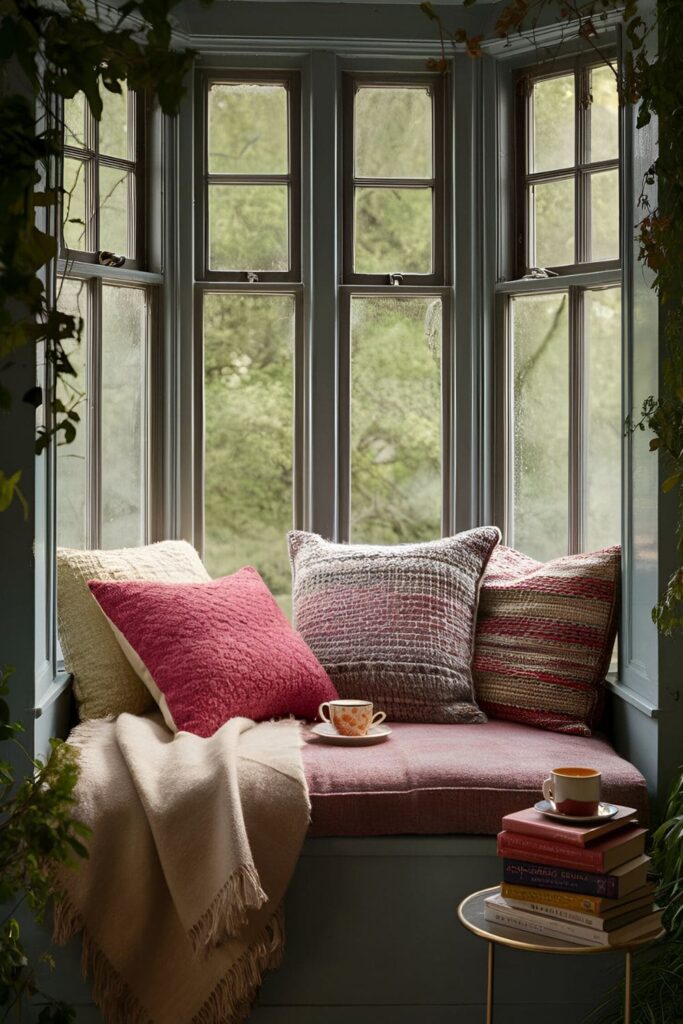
191;904;285;1024
189;862;268;955
53;893;284;1024
53;894;152;1024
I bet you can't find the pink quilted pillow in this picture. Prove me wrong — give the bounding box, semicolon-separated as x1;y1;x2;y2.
87;566;339;737
473;545;620;736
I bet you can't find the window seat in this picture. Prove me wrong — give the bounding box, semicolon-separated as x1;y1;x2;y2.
302;720;648;837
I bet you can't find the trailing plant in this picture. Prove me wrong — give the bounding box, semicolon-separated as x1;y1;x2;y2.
421;0;683;636
0;0;204;1016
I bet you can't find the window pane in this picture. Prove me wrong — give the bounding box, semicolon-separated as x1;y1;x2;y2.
532;177;574;268
355;187;432;274
56;278;88;550
99;164;130;256
101;286;146;548
590;168;619;261
208;83;288;175
355;87;432;179
590;65;619;163
63;157;87;251
209;184;289;271
99;83;129;160
586;288;621;551
512;292;569;561
532;74;575;173
204;294;295;614
64;94;86;149
350;295;441;543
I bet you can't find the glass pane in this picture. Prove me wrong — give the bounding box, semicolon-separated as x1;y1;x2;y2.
355;187;432;274
590;168;619;261
512;292;569;561
63;157;87;251
355;86;432;179
56;278;88;550
64;94;86;149
586;288;622;551
204;293;295;615
99;83;129;160
590;65;619;163
532;177;574;268
209;184;288;271
99;164;130;256
208;83;288;175
532;74;575;173
101;286;146;548
350;295;442;544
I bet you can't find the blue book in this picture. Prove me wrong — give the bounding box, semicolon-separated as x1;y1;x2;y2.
502;855;650;900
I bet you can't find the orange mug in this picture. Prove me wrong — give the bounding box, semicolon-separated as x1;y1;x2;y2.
543;767;602;816
318;699;386;737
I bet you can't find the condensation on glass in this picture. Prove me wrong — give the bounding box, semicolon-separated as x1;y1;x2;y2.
352;84;434;275
350;295;442;544
203;293;295;614
207;82;291;271
101;285;147;549
56;278;88;550
511;292;569;561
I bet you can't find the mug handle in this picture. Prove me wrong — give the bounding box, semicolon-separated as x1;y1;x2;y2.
542;776;554;805
318;702;332;723
372;711;386;727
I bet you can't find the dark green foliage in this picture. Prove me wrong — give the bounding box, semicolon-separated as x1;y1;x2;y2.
0;665;86;1020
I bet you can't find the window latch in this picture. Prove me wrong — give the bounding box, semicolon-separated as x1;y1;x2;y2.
389;273;404;287
247;272;259;283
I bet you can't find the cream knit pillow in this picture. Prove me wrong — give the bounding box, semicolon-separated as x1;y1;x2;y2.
57;541;211;720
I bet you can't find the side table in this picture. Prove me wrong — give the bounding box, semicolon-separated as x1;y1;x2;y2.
457;886;665;1024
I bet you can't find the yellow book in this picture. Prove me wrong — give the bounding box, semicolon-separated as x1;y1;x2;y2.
500;882;654;916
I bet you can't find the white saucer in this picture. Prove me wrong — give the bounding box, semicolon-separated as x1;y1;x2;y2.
534;799;619;824
310;722;392;746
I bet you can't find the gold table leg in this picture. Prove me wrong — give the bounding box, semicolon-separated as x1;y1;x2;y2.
624;951;632;1024
486;940;494;1024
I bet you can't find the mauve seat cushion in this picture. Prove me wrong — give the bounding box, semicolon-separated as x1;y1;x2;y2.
302;721;648;836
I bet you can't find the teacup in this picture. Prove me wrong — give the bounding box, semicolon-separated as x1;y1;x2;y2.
542;767;602;817
318;699;386;737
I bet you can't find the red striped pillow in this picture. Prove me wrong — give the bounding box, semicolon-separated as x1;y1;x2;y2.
473;545;620;736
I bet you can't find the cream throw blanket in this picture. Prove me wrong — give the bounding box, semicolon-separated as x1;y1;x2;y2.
54;712;310;1024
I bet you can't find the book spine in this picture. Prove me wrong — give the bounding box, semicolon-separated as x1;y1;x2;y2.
503;860;619;898
501;817;586;848
500;883;605;913
498;832;601;870
485;903;607;946
500;843;604;874
502;897;606;930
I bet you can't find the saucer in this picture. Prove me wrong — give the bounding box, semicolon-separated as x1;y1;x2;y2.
534;800;619;824
310;722;392;746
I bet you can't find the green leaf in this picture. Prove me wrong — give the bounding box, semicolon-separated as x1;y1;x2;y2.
663;473;683;494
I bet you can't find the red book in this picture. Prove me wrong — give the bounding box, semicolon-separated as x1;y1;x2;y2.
497;826;647;874
501;806;638;848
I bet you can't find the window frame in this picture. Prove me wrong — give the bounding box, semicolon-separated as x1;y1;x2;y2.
341;71;447;287
195;69;302;284
496;49;623;557
514;53;621;276
60;88;147;269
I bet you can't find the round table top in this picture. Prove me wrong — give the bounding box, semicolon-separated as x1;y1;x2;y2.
457;886;666;956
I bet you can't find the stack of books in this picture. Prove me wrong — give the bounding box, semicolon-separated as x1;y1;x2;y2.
485;805;662;947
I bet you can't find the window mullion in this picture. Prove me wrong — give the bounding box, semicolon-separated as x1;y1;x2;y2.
568;285;586;554
88;277;103;548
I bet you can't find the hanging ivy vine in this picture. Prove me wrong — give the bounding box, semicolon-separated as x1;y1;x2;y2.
421;0;683;636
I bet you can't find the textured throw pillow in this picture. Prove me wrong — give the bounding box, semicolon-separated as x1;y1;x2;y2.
88;566;339;737
58;541;211;719
289;528;501;724
473;545;620;736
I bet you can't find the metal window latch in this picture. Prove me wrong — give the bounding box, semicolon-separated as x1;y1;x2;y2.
389;273;404;287
247;272;259;283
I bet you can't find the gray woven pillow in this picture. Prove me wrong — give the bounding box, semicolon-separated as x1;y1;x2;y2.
58;541;211;720
288;528;501;723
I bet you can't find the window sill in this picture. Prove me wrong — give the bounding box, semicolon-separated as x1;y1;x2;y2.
605;677;660;718
33;670;72;720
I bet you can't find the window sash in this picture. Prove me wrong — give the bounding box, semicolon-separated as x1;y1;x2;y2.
195;69;302;283
341;72;448;286
60;89;146;268
515;53;620;275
